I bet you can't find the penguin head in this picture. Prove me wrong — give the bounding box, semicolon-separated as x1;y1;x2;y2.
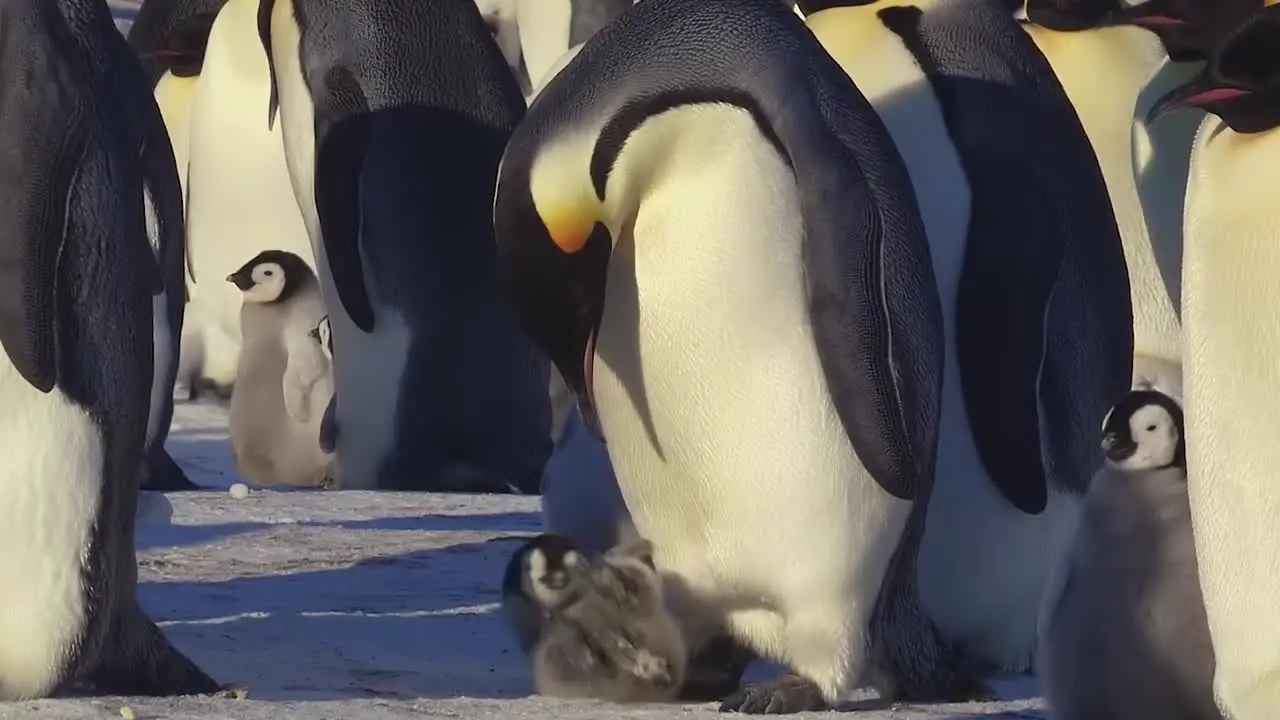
503;533;588;610
154;11;219;78
309;315;334;359
1099;389;1186;472
227;250;313;305
1021;0;1120;31
1105;0;1267;63
1145;6;1280;133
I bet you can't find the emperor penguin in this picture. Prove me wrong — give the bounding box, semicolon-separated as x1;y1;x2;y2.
1018;0;1197;392
123;0;229;492
492;0;960;712
0;0;227;698
798;0;1134;693
184;0;315;397
1039;389;1221;720
227;250;334;488
257;0;553;493
1105;0;1268;62
1138;8;1280;719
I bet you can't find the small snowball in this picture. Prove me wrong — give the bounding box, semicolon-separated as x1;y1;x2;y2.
229;482;250;500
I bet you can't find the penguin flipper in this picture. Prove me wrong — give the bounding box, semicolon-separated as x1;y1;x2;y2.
282;327;330;423
319;394;339;453
315;116;376;332
0;19;87;394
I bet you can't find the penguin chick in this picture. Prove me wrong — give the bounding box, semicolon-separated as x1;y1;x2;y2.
1039;388;1221;720
502;533;590;654
530;537;687;703
227;250;335;488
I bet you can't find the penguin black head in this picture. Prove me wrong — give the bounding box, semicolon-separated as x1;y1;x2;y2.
226;250;313;305
502;533;589;611
1145;6;1280;133
1099;389;1185;471
1104;0;1266;63
1021;0;1119;31
152;11;219;77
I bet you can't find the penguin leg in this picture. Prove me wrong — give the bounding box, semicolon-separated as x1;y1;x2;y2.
140;449;201;492
679;634;756;702
79;602;228;697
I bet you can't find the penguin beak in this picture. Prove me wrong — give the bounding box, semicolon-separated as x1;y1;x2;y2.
1146;73;1253;124
226;272;255;291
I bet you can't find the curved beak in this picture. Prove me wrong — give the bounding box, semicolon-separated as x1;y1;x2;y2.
226;272;254;291
1102;0;1188;29
1145;73;1252;125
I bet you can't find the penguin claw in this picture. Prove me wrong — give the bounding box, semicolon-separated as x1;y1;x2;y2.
718;674;827;714
212;684;249;699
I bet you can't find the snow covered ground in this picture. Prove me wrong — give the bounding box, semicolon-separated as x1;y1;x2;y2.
0;397;1049;719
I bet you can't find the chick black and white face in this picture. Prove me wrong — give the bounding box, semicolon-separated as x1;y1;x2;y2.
1100;390;1185;471
242;261;286;304
523;545;587;609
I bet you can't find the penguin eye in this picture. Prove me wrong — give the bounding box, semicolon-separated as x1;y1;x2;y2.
264;270;274;277
1146;424;1157;432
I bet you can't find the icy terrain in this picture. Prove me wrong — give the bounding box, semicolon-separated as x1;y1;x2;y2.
0;400;1048;719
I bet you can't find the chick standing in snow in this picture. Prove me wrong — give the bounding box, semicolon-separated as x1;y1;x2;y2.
503;533;687;702
1038;389;1221;720
227;250;335;488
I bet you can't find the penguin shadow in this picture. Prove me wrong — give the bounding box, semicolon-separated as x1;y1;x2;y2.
138;536;548;702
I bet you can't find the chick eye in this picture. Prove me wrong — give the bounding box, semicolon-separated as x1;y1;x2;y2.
1146;424;1157;432
264;270;274;276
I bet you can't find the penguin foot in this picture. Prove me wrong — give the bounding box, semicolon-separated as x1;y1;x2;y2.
141;450;201;492
718;674;827;714
212;684;250;699
317;474;337;490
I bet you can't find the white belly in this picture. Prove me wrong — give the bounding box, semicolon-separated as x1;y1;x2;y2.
592;107;910;686
1182;119;1280;720
185;0;315;383
154;73;197;208
0;356;101;699
1026;25;1183;374
807;7;1077;670
268;0;409;490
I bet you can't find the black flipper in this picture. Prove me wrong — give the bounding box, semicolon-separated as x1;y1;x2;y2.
877;2;1122;514
319;394;339;453
315;114;376;332
0;11;89;393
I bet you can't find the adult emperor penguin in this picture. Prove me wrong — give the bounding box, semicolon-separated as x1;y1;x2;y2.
1140;8;1280;719
0;0;227;698
492;0;961;711
1018;0;1197;392
513;0;634;96
122;0;228;492
799;0;1134;693
184;0;315;397
258;0;553;493
1105;0;1267;62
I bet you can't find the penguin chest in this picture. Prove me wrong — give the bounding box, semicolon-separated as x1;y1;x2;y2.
0;359;100;699
1181;124;1280;641
588;107;910;597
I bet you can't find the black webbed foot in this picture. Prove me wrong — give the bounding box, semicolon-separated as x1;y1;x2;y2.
719;674;827;714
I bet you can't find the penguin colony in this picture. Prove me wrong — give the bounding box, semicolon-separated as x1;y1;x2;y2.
0;0;1276;715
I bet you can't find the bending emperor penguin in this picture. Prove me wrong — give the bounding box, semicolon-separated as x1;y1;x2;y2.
227;250;335;488
184;0;315;397
1018;0;1197;392
493;0;952;712
0;0;227;698
1141;9;1280;719
798;0;1134;689
258;0;553;493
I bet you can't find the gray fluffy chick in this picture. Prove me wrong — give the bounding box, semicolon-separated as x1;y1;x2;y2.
504;533;687;702
227;250;335;488
1039;388;1221;720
